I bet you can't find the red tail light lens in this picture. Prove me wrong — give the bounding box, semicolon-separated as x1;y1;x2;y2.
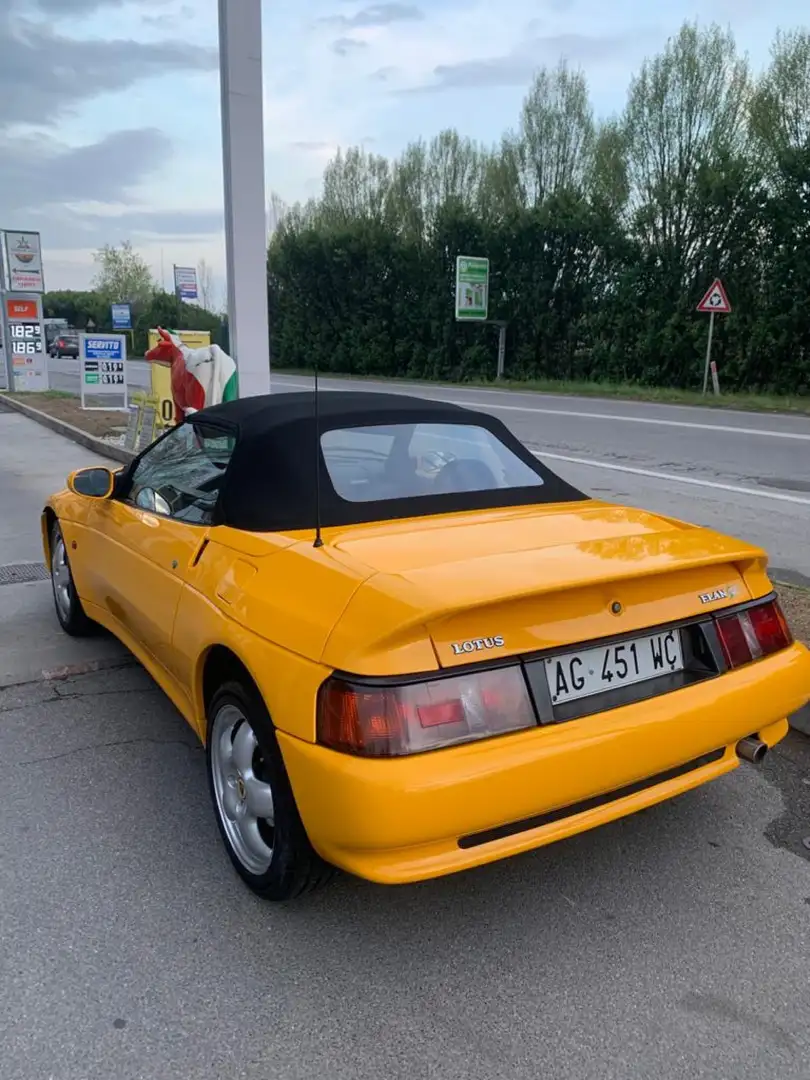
748;600;792;654
318;666;536;756
716;599;792;670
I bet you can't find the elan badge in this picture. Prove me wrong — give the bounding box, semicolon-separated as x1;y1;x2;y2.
699;586;737;605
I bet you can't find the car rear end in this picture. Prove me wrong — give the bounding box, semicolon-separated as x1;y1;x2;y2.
55;331;79;357
277;515;810;884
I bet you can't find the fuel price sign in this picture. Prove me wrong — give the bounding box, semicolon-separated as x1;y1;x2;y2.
79;333;128;409
5;296;49;391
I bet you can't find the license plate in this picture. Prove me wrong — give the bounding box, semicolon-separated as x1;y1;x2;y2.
545;629;684;706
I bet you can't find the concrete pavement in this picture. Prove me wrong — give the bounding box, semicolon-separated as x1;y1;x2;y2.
49;353;152;395
2;407;810;1080
0;412;127;686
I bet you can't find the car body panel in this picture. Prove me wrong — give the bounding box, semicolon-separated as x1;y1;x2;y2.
319;505;768;674
279;643;807;882
80;500;207;686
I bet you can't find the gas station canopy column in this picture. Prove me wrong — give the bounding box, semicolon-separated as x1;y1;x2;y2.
218;0;272;397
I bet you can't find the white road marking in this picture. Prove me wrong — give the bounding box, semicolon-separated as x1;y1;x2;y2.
534;451;810;506
274;377;810;441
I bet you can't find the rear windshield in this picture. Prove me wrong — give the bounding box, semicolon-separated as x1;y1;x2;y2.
321;422;544;503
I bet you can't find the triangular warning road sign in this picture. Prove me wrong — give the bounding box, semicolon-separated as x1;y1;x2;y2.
697;278;731;314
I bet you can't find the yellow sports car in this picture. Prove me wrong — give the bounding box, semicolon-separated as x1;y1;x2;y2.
43;391;810;901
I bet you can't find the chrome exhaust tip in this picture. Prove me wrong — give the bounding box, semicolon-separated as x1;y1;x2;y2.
736;736;768;765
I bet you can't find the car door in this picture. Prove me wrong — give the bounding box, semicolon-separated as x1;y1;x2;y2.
85;421;236;690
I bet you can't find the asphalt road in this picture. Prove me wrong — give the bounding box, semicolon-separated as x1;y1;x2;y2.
2;409;810;1080
48;354;152;394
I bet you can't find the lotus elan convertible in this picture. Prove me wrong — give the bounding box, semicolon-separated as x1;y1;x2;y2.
42;391;810;900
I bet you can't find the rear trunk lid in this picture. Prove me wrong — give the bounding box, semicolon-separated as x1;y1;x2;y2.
322;503;768;673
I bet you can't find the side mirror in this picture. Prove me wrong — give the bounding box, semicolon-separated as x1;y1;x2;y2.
67;466;115;499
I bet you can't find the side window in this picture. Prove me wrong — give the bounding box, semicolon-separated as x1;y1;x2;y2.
126;423;236;524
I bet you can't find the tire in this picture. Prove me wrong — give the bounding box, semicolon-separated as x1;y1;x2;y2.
206;679;335;901
50;520;96;637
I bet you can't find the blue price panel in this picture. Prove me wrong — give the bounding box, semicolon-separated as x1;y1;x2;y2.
85;337;124;361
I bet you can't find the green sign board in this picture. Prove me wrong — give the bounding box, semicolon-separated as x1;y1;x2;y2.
455;255;489;320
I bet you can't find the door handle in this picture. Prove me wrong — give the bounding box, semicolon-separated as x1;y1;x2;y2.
171;559;178;569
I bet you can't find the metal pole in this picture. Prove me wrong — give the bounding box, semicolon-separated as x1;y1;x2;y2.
702;310;715;396
496;323;506;379
0;292;11;391
80;334;86;409
218;0;271;397
710;361;720;396
0;239;11;391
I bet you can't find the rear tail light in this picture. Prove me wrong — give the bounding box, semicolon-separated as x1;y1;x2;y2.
715;598;792;669
317;665;536;757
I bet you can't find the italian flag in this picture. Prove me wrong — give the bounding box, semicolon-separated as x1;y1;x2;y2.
166;329;238;408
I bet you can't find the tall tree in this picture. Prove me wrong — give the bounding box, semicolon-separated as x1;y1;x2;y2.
589;120;629;217
267;191;289;240
623;22;752;279
91;241;155;305
319;147;392;227
748;29;810;390
388;140;430;241
513;61;596;207
750;29;810;161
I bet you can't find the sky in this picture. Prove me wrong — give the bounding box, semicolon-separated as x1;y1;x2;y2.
3;0;807;304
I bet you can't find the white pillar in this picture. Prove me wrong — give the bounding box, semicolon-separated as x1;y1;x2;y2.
218;0;271;397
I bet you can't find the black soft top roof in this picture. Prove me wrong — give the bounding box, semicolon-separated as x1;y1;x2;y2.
192;390;588;532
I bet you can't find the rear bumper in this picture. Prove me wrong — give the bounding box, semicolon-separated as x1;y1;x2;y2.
279;643;810;884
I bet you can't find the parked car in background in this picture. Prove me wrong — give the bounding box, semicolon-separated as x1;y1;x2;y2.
49;330;79;359
44;318;69;352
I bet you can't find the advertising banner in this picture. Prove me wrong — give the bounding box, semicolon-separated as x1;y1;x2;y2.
3;231;45;292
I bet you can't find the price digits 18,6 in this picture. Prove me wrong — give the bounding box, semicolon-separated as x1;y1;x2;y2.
10;323;42;354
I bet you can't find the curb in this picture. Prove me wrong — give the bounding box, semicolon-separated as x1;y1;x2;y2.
0;393;135;465
0;655;136;691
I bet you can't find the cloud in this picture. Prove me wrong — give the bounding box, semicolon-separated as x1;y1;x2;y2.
0;126;223;251
32;205;224;254
0;17;217;127
142;4;195;27
77;208;223;241
332;36;369;56
318;3;423;30
401;31;652;92
289;140;334;151
18;0;167;13
1;129;172;214
370;65;398;81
